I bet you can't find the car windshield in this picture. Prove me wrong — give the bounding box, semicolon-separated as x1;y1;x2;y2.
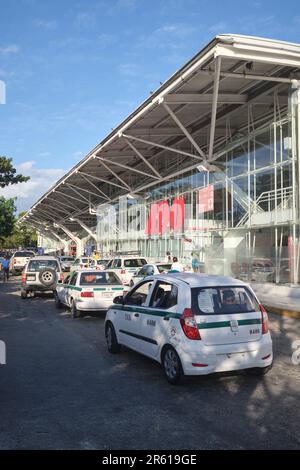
61;257;74;262
80;272;121;285
15;252;34;257
27;260;60;272
191;286;260;315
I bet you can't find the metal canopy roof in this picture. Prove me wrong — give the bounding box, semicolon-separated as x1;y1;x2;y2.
22;34;300;240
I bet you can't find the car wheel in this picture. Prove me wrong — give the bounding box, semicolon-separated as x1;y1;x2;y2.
162;346;184;385
245;364;273;376
70;299;80;319
21;290;28;299
54;291;62;309
105;322;121;353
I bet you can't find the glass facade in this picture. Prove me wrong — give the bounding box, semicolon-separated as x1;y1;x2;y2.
95;103;300;285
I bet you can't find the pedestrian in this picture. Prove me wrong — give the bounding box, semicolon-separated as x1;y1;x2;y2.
1;255;10;281
191;252;200;273
170;256;184;272
165;251;171;262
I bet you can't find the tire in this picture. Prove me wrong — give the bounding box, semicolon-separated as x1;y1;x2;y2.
21;290;28;299
38;268;56;287
162;345;184;385
245;364;273;376
105;322;121;353
70;299;80;319
54;291;62;309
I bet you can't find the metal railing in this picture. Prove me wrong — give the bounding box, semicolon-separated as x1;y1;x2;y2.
236;186;293;228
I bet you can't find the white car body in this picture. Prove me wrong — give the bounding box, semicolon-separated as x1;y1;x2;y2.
70;257;96;272
130;263;172;286
55;270;125;313
105;257;148;285
10;250;35;274
95;259;110;271
59;256;75;272
105;273;273;383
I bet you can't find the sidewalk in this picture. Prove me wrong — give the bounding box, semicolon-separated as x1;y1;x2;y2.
251;282;300;319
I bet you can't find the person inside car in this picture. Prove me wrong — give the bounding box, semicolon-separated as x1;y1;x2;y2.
222;289;236;305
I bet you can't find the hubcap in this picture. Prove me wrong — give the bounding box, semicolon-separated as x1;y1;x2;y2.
42;271;53;282
164;349;179;379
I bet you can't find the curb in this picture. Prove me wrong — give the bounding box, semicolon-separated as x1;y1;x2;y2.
263;304;300;320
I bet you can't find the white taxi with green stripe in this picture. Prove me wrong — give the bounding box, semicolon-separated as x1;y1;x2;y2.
54;270;125;318
105;273;273;384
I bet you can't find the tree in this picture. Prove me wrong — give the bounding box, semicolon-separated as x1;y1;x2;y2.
0;197;16;239
0;156;30;187
1;212;37;248
0;157;30;243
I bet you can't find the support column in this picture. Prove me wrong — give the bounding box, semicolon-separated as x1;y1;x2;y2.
48;230;71;254
54;224;84;257
290;80;300;284
74;219;98;250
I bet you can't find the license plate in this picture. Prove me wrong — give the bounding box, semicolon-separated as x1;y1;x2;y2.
27;275;36;280
101;292;114;298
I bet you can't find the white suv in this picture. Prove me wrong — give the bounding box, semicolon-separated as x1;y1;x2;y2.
105;273;273;384
105;257;147;285
21;256;63;298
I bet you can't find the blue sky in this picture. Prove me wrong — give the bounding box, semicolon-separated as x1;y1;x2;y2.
1;0;300;211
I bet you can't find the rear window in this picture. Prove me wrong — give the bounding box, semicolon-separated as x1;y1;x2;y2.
27;260;60;272
124;259;147;268
80;271;121;285
15;251;34;258
191;287;260;315
61;257;74;262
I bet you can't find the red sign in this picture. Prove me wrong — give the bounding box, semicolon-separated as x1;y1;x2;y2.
198;185;214;213
145;196;184;235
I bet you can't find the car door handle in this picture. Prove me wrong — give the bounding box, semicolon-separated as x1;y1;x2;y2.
134;313;139;317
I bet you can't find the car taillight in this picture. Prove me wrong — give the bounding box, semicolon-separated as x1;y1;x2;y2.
180;308;201;340
59;273;64;281
80;291;94;298
260;304;269;334
14;259;16;264
80;264;83;269
21;273;26;283
121;269;126;274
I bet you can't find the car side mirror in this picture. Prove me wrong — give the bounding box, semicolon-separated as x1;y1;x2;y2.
113;295;124;305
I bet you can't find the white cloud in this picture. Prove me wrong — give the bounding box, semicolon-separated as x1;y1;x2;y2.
0;161;65;212
118;63;141;77
0;44;20;55
137;23;196;50
208;22;228;34
33;19;58;30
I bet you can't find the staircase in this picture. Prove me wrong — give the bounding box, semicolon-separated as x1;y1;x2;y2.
236;186;293;228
